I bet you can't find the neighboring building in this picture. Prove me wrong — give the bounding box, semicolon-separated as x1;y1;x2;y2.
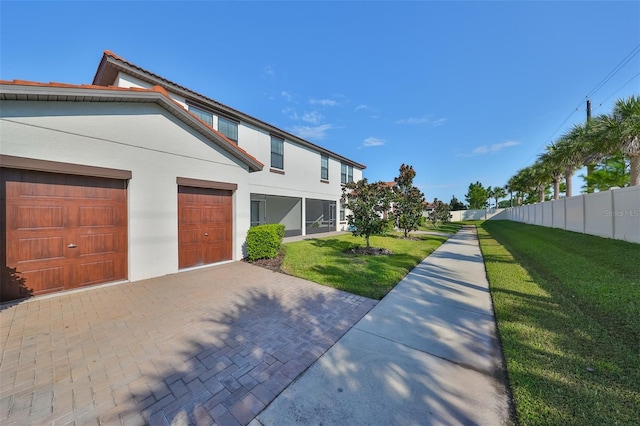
0;51;365;302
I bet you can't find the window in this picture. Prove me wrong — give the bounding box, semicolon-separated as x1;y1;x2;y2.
340;204;345;221
321;156;329;180
218;116;238;143
271;136;284;169
188;105;213;127
341;163;353;184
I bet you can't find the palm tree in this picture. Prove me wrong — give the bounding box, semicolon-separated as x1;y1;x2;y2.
486;186;495;208
556;122;601;197
538;146;563;200
530;160;553;203
598;95;640;186
506;176;524;206
552;137;578;198
493;186;507;208
510;166;537;204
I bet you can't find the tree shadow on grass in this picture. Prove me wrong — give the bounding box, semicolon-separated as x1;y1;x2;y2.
492;283;640;424
307;251;425;300
480;224;640;424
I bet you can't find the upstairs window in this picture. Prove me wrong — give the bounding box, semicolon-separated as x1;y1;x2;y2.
218;116;238;144
341;164;353;184
321;155;329;180
188;105;214;127
271;136;284;170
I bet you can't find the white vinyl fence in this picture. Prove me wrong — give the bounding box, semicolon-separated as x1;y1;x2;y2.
451;186;640;243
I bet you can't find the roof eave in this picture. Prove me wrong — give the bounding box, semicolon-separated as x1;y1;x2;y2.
0;84;264;172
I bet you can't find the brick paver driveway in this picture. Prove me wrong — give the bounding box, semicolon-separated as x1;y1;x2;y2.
0;262;376;425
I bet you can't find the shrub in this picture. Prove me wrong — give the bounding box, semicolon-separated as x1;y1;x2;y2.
246;224;285;261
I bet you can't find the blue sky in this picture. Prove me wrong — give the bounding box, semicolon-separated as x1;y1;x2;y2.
2;1;639;204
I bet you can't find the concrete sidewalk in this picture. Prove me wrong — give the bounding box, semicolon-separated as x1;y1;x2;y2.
254;226;512;425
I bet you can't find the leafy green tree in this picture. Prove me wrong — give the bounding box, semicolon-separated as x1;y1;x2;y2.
449;195;466;211
392;164;425;238
341;178;394;248
579;154;630;191
497;199;511;208
428;199;452;226
465;181;489;209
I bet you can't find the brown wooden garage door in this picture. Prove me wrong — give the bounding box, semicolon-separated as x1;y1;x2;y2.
1;169;127;302
178;186;232;269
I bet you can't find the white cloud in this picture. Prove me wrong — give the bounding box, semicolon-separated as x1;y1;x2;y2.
361;137;384;148
458;140;521;157
310;98;337;107
289;124;333;140
354;104;370;112
395;116;428;125
395;115;447;126
301;111;323;124
472;140;520;155
263;65;275;78
281;91;293;102
282;107;298;120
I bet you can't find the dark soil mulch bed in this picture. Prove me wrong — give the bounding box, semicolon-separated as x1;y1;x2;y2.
244;250;285;272
347;247;393;255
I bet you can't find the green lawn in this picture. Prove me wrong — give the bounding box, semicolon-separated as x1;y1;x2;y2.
418;221;463;234
478;221;640;425
282;232;448;299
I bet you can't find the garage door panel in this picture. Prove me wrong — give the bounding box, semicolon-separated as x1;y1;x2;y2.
179;229;202;244
77;259;117;286
15;206;65;229
178;185;232;269
78;206;124;227
17;236;65;262
207;227;229;243
2;169;128;302
179;247;202;269
17;266;65;295
78;233;116;256
202;206;227;222
180;207;202;224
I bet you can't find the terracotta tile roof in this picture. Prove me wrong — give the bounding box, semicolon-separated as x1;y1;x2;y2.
0;79;263;171
1;79;144;91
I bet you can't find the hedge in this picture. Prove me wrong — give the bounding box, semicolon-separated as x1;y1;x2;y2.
246;224;286;261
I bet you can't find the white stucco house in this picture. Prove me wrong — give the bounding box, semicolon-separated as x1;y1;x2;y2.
0;51;365;302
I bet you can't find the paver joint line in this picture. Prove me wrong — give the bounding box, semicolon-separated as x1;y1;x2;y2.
0;261;376;425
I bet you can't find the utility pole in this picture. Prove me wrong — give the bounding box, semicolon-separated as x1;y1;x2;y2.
586;99;594;193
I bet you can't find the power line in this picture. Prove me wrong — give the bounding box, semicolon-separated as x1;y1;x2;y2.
586;43;640;99
594;71;640;112
519;43;640;170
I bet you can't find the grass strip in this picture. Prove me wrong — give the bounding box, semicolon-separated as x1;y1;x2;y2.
282;232;448;300
478;221;640;425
